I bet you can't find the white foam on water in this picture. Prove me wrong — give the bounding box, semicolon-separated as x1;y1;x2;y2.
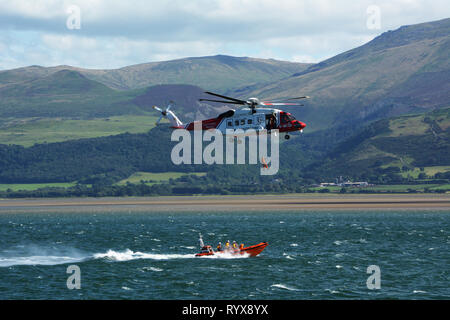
93;249;195;261
0;245;89;267
0;245;252;267
413;290;427;294
0;255;87;267
271;284;299;291
325;289;340;294
180;246;196;250
142;266;164;272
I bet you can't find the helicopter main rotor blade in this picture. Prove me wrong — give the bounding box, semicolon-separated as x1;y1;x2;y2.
264;96;310;103
204;91;246;104
285;96;310;100
199;98;245;105
260;102;304;106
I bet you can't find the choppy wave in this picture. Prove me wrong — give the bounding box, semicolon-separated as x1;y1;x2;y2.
142;266;164;272
271;283;300;291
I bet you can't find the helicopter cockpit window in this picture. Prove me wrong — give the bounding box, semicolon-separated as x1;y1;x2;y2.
227;121;233;127
240;119;245;125
281;114;294;123
247;119;253;125
235;120;239;126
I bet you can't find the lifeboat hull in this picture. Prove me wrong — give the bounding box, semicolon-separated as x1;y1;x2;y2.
195;242;268;257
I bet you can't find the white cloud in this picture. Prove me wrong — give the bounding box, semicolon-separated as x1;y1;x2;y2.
0;0;449;69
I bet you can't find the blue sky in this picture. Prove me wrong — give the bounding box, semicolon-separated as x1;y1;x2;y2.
0;0;449;70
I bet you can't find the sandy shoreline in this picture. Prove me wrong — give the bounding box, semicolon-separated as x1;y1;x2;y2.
1;194;450;211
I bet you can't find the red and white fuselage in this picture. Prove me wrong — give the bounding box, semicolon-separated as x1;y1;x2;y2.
165;107;306;136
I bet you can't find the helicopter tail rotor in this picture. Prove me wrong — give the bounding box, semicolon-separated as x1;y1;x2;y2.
152;102;183;127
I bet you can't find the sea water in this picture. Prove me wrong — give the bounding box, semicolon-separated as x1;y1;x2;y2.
0;210;448;299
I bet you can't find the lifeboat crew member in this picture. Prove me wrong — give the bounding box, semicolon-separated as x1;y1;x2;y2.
232;241;238;250
225;240;230;251
239;243;244;250
217;242;223;252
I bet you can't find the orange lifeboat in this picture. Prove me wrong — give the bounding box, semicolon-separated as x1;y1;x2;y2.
195;242;268;257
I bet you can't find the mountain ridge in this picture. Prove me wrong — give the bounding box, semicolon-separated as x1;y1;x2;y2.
0;55;312;92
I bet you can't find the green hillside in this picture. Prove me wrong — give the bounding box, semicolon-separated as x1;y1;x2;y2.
0;70;144;118
311;108;450;181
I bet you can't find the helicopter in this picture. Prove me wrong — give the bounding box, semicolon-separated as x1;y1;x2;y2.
153;91;307;140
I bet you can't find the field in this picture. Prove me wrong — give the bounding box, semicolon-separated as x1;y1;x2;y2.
0;172;207;192
399;166;450;178
0;114;159;146
116;172;207;186
0;182;77;191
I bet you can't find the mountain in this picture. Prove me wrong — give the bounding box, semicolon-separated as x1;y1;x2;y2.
0;72;231;120
0;70;145;118
238;18;450;131
310;107;450;180
0;55;310;120
0;55;312;92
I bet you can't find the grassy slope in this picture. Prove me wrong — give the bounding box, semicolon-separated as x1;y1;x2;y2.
0;70;145;118
0;114;158;146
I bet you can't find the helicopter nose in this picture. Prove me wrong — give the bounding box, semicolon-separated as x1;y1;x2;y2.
295;121;306;129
